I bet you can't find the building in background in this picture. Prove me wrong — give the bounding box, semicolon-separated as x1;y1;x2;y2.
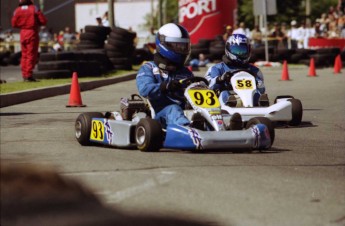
1;0;157;43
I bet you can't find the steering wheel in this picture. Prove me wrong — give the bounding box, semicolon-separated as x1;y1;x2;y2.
178;76;209;87
168;77;209;102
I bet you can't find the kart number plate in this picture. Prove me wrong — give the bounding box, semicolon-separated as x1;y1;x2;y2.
236;79;254;90
90;120;105;141
188;90;220;108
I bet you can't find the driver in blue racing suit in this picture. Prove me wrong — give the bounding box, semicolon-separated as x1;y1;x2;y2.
136;23;193;128
205;34;267;106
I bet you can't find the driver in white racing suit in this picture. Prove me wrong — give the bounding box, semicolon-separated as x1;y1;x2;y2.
205;33;266;106
136;23;193;128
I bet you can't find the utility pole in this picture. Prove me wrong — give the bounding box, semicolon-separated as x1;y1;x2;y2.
158;0;164;27
39;0;44;11
108;0;115;28
305;0;311;25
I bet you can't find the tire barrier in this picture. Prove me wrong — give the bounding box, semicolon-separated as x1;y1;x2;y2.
76;25;111;50
105;26;137;70
0;51;21;66
34;50;113;79
190;38;211;60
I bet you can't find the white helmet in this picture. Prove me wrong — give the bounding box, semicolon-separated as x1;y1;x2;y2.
155;23;191;68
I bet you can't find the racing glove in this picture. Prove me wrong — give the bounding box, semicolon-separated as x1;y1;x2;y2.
160;80;181;93
216;72;232;84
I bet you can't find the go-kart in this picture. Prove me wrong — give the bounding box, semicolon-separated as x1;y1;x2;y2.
75;77;274;152
219;70;303;126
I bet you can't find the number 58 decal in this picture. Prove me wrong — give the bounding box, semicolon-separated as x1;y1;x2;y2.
188;90;220;108
236;79;254;90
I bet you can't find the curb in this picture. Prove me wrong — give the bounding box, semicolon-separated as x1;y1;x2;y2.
0;73;136;108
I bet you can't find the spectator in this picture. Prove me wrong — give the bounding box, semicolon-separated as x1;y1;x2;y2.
63;26;75;51
303;21;315;49
96;17;102;26
102;11;109;27
338;0;345;13
145;27;156;53
39;26;52;52
11;0;47;82
57;30;64;47
269;23;286;49
222;25;233;43
4;30;15;53
251;25;263;48
287;20;300;49
189;53;210;68
233;22;251;38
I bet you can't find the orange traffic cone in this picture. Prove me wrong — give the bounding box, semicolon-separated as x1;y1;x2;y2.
281;60;290;81
66;72;86;107
308;58;317;77
333;54;342;74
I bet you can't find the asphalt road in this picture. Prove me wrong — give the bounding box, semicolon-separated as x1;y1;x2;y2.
1;65;345;226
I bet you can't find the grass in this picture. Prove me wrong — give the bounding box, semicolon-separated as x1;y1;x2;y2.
0;67;140;94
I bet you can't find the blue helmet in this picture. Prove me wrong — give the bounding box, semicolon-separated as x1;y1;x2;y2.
156;23;191;66
225;34;251;64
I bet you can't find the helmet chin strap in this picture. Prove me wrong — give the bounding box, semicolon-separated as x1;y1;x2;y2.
154;53;182;71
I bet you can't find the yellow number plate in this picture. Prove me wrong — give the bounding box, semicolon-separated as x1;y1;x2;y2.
90;120;105;141
188;90;220;108
236;79;254;90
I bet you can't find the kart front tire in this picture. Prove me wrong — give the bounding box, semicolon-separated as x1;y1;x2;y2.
135;118;163;152
246;117;275;146
75;112;104;146
288;99;303;126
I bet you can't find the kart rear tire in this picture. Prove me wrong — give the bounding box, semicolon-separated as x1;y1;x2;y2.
288;99;303;126
75;112;104;146
135;118;163;152
246;117;275;146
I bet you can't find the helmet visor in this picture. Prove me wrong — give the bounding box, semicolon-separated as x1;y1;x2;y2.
163;36;190;55
165;42;190;54
228;44;249;59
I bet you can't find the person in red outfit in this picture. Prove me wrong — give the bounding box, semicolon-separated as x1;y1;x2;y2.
12;0;47;82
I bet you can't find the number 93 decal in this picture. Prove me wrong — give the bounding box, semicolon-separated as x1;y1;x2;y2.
236;79;254;90
90;120;104;141
188;90;220;108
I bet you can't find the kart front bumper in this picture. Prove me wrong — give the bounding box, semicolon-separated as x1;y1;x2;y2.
221;100;292;122
164;124;271;151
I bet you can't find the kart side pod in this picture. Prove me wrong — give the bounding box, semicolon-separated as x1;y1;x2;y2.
163;124;272;151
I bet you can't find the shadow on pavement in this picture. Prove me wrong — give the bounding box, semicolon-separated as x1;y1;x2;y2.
0;161;219;226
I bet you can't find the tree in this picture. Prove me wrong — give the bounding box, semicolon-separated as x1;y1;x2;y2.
237;0;338;29
142;0;178;30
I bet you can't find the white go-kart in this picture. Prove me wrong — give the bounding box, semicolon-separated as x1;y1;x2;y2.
219;70;303;126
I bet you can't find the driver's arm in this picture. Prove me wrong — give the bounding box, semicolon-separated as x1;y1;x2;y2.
205;65;224;90
136;64;166;100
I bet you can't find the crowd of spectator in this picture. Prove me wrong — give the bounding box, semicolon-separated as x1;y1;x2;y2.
223;3;345;50
38;26;80;52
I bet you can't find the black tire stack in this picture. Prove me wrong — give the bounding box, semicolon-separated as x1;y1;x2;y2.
208;35;225;61
105;27;137;70
191;39;210;59
77;25;111;50
34;50;113;79
299;47;340;68
0;51;21;66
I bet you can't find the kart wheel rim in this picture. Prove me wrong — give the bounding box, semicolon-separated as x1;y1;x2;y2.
75;121;82;138
136;126;146;145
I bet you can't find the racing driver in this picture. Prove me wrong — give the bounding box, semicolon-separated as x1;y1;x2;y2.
136;23;193;128
12;0;47;82
205;33;267;107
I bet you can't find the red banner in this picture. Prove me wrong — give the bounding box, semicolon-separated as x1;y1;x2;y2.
179;0;237;44
309;38;345;50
